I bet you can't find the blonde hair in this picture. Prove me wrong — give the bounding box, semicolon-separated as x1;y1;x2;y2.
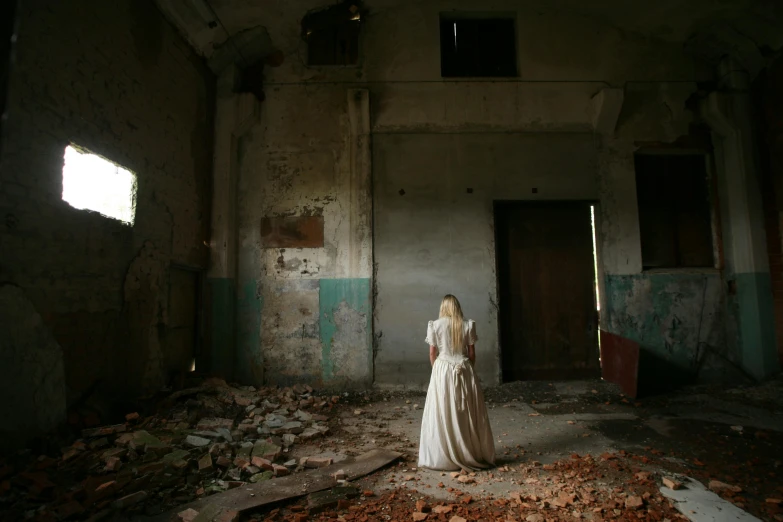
439;294;465;353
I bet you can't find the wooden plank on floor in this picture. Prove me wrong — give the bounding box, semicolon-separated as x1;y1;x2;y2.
145;449;402;522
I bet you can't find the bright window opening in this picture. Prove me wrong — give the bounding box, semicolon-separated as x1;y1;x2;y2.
62;145;136;225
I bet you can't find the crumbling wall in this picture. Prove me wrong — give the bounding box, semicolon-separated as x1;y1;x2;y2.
598;83;737;385
231;0;737;388
0;0;214;442
236;85;372;389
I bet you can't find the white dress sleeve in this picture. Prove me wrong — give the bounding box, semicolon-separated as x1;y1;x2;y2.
467;320;478;345
425;320;436;346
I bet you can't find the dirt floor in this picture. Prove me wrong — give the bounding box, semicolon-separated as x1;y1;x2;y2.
2;378;783;522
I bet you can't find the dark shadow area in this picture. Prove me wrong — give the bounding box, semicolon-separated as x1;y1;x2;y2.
637;347;698;397
0;0;18;155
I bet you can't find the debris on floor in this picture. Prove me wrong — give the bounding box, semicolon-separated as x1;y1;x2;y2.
0;378;341;520
2;378;783;521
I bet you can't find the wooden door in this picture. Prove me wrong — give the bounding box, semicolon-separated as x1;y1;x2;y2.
496;202;600;381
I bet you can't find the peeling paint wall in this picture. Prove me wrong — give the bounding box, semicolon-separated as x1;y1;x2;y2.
597;82;742;385
236;84;372;388
0;0;214;440
603;274;738;383
230;0;754;388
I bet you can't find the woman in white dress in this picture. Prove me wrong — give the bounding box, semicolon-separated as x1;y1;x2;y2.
418;295;495;471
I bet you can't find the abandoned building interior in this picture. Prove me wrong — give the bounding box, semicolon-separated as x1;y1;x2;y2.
2;0;783;520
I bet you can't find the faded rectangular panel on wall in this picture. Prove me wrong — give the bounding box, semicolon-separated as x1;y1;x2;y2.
260;216;324;248
319;278;372;387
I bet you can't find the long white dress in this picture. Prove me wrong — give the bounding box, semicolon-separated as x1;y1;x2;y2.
418;317;496;471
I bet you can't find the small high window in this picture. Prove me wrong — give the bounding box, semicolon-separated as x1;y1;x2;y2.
635;153;714;269
62;145;136;225
303;2;361;66
440;14;517;78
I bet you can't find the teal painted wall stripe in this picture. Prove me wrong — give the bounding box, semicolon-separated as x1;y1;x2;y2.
603;273;724;365
236;239;263;386
603;271;780;382
735;272;780;379
207;278;235;379
236;279;263;385
319;278;371;382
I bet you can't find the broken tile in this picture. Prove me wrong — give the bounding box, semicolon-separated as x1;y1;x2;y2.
184;435;211;448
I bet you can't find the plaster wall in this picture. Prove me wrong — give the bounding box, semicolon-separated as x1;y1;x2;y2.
229;0;738;388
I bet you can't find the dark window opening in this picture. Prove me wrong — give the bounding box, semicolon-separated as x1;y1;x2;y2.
302;2;361;66
439;15;517;77
635;154;714;269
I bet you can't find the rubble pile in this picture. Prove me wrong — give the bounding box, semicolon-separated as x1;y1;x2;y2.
0;378;339;521
251;452;687;521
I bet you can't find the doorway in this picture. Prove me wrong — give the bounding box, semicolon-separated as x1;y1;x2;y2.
163;266;202;379
495;201;600;381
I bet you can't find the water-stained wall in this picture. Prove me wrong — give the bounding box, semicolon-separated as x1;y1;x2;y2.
222;0;750;389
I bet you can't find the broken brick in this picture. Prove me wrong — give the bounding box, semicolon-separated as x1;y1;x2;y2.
709;480;742;493
662;477;682;490
251;456;274;470
305;457;332;468
198;453;213;472
625;496;644;510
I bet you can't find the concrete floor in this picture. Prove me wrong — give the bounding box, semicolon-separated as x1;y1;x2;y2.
282;379;783;520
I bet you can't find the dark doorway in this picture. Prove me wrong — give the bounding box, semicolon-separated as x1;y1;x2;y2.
495;201;600;381
162;266;202;382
